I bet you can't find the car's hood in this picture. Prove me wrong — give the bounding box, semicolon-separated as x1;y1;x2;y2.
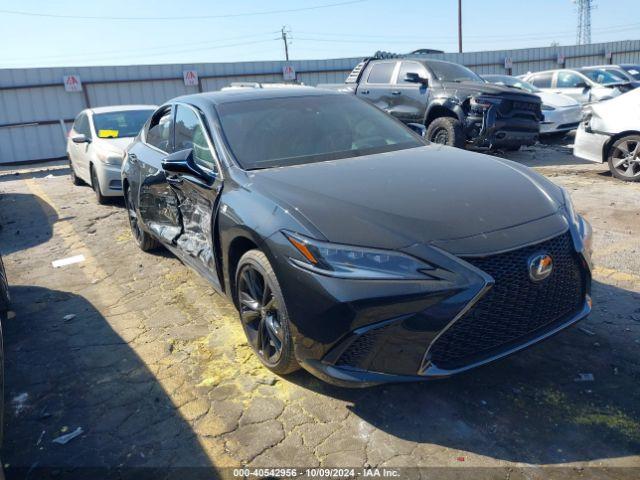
248;145;563;250
441;81;540;101
588;87;640;133
94;137;134;155
537;91;580;108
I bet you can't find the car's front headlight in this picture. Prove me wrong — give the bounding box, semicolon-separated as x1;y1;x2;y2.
561;188;592;264
541;104;556;111
283;231;435;280
97;151;123;166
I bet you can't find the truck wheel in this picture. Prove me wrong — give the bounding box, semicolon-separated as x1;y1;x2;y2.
607;135;640;182
235;250;300;376
426;117;465;148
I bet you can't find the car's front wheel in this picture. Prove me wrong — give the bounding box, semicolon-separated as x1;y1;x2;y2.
68;157;82;186
426;117;465;148
235;250;299;375
90;165;107;204
125;187;159;252
607;134;640;182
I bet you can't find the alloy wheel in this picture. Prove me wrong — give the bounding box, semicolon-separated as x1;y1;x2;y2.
431;127;450;145
126;190;143;243
611;138;640;179
237;265;284;366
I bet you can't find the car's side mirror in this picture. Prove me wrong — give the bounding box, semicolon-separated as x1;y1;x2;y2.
404;72;429;86
162;148;201;176
576;81;590;89
72;134;91;144
407;123;426;137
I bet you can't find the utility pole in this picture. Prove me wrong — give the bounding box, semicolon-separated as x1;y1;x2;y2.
458;0;463;53
281;26;290;61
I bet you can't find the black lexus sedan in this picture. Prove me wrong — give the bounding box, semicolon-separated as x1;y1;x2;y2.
122;87;593;387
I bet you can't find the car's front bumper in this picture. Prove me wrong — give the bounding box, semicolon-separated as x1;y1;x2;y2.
301;298;591;387
96;163;124;196
573;124;610;163
268;224;592;387
540;106;583;134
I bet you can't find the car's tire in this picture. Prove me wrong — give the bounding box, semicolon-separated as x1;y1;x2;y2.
235;250;300;376
68;158;82;186
90;165;107;204
426;117;465;148
607;134;640;182
125;186;160;252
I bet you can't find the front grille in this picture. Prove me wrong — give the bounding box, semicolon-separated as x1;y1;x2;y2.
429;232;585;370
497;99;541;120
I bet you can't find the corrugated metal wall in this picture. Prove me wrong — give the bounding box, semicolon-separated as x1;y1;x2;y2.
2;40;639;164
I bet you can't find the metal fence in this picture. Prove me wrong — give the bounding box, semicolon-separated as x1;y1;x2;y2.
2;39;639;164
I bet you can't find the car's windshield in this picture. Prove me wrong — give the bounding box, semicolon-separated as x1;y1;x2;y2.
621;65;640;80
427;61;483;83
580;68;627;85
484;75;540;93
93;110;154;138
216;94;425;170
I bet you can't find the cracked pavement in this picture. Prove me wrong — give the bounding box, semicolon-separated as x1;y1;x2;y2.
0;141;639;478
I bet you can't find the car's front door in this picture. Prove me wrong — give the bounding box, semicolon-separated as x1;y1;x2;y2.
166;103;223;286
390;61;430;123
135;105;183;244
553;71;592;103
69;112;93;181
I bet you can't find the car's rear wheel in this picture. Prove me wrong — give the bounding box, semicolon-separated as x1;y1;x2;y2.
235;250;299;375
426;117;465;148
607;135;640;182
125;187;159;252
90;165;107;204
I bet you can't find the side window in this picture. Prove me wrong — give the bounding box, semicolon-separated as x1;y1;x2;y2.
174;105;216;172
530;72;553;88
556;71;584;88
146;107;173;152
397;61;428;84
366;62;396;84
74;113;91;137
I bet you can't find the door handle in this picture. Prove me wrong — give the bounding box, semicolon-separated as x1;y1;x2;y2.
391;90;401;95
166;174;183;185
360;89;370;95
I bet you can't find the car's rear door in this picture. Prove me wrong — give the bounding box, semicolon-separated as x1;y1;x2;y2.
390;61;431;123
167;103;223;287
134;105;183;244
357;61;399;115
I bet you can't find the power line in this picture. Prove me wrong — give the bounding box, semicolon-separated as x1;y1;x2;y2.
1;31;280;62
0;39;280;67
0;0;367;21
575;0;594;44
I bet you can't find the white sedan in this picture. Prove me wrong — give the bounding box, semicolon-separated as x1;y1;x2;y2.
574;88;640;182
483;75;582;134
67;105;156;203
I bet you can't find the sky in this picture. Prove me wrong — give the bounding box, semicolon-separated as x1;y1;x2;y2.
1;0;639;68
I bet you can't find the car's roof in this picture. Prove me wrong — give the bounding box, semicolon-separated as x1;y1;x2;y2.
173;86;339;107
89;104;157;114
578;65;623;70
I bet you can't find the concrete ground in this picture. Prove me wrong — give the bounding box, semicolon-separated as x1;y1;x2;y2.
1;140;639;479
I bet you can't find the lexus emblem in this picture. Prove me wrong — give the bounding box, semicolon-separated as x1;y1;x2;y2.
528;253;553;282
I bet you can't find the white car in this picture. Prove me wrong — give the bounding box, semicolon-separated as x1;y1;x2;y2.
574;88;640;182
521;69;624;105
483;75;582;134
67;105;156;203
